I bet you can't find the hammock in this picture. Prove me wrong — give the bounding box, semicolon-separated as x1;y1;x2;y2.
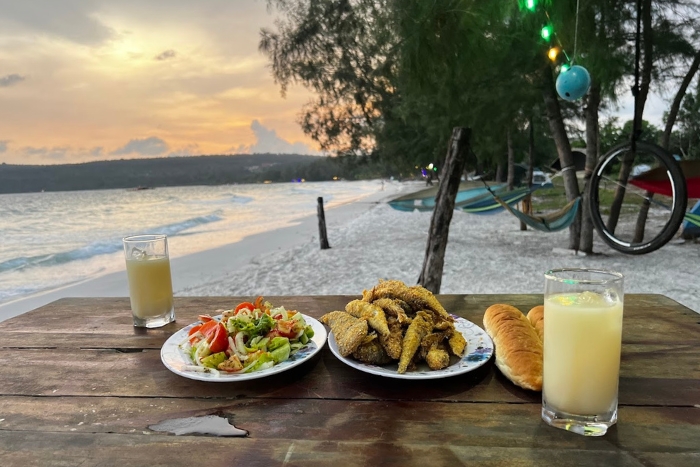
629;160;700;198
685;212;700;228
458;185;533;214
684;200;700;231
389;184;511;212
389;183;546;215
487;189;581;232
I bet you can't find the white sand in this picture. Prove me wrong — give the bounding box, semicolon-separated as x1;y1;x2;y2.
1;180;696;322
181;186;699;313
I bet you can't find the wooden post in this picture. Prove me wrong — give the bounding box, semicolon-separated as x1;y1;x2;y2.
317;196;331;250
418;127;471;294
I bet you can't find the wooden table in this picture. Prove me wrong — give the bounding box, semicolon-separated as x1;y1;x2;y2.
0;295;698;467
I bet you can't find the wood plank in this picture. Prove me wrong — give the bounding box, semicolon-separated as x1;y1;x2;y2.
0;397;698;452
0;347;697;406
0;398;698;467
9;432;696;467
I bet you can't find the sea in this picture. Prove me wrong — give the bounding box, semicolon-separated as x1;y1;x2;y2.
0;180;383;305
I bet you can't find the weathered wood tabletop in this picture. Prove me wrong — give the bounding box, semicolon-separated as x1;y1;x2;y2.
0;294;698;467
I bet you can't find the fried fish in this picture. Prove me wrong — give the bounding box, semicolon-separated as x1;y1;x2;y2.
448;329;467;357
425;343;451;370
352;338;393;365
379;317;403;360
372;298;412;326
320;311;368;357
397;311;433;374
345;299;390;337
363;280;451;322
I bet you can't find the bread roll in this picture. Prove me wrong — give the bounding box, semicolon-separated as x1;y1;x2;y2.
526;305;544;342
483;304;543;391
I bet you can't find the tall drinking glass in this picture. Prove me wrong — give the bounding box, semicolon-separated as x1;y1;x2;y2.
542;268;624;436
123;234;175;328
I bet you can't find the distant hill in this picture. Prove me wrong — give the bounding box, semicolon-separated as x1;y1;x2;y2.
0;154;322;194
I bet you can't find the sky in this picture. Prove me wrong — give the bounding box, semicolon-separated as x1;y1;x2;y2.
0;0;320;165
0;1;670;166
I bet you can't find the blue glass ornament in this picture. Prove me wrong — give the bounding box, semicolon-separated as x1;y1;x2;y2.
556;65;591;101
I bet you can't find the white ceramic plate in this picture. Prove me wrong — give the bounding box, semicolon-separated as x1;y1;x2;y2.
161;314;327;382
328;316;493;380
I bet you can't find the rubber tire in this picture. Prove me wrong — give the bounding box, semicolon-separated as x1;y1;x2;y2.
587;141;687;255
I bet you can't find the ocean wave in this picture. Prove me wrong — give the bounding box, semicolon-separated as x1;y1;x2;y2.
0;213;223;273
188;194;254;206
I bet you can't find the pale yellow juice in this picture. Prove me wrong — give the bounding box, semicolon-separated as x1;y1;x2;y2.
125;256;174;319
543;292;623;415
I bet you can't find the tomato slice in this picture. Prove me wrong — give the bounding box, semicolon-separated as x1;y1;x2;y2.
207;323;228;353
198;321;228;353
198;315;214;323
235;302;254;314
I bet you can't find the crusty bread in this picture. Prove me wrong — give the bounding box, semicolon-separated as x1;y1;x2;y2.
526;305;544;342
483;304;543;391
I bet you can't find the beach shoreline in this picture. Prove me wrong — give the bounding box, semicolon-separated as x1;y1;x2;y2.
0;181;417;322
1;179;697;322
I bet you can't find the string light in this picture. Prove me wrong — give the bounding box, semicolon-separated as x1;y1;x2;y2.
540;25;552;41
560;63;570;73
548;47;560;61
525;0;537;11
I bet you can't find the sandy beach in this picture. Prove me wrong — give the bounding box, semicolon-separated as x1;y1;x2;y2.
1;180;697;322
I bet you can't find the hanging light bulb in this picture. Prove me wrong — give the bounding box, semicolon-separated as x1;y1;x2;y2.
540;25;553;41
525;0;537;11
548;47;560;61
560;63;570;73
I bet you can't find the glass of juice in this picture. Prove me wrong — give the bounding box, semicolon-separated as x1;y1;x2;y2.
542;268;624;436
122;234;175;328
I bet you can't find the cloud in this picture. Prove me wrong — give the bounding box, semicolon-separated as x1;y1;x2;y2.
0;1;114;46
231;120;319;155
111;136;169;156
155;49;177;61
0;74;26;87
89;146;103;157
0;141;7;153
19;146;69;160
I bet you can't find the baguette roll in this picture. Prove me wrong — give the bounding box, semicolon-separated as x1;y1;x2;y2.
526;305;544;342
483;304;543;391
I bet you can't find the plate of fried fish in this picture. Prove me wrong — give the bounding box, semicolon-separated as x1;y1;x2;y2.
321;280;494;380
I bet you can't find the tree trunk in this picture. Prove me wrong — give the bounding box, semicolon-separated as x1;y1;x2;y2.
661;49;700;150
418;127;471;294
581;82;601;254
507;128;515;191
495;163;503;183
629;0;659;243
541;66;581;251
608;0;653;236
634;0;654;135
520;117;535;231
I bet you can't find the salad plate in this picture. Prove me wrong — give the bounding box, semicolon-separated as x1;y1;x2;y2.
328;316;493;380
161;313;327;382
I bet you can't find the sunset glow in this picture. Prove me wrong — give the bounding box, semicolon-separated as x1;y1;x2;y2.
0;0;320;164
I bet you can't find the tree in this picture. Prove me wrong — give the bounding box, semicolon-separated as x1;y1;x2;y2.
261;0;397;156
